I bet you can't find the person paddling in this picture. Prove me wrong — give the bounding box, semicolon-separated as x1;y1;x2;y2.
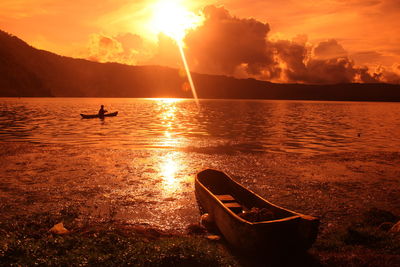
98;105;108;117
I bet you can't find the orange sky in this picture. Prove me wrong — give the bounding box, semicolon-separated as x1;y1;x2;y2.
1;0;399;83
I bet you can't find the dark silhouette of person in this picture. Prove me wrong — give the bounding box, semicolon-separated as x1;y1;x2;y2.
98;105;108;117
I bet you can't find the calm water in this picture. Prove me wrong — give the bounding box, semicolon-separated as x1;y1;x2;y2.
1;97;400;153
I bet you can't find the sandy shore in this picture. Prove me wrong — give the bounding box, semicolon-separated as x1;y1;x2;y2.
1;141;399;240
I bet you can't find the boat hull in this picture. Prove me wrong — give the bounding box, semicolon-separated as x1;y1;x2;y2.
80;111;118;119
195;169;319;254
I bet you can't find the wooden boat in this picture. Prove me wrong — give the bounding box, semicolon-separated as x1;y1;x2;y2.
195;169;319;254
80;111;118;119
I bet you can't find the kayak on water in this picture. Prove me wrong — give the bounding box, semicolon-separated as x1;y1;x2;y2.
80;111;118;119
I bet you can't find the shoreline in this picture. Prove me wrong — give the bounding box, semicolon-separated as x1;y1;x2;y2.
1;141;399;265
1;142;399;227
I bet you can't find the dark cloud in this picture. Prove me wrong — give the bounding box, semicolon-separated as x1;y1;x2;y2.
373;64;400;84
272;39;361;84
356;67;381;83
305;57;357;84
313;39;347;60
184;5;400;84
272;40;308;82
181;5;389;84
185;5;277;79
272;38;384;84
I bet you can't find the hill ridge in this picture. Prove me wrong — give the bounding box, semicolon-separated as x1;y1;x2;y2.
1;29;400;101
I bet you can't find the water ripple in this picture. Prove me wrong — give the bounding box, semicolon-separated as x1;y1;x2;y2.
1;98;400;154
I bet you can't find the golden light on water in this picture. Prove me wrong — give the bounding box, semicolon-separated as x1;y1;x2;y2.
161;102;177;121
160;131;180;147
154;99;190;195
157;98;182;148
159;152;181;194
156;98;181;102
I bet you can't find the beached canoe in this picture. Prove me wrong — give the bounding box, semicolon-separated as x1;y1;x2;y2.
195;169;319;254
80;111;118;119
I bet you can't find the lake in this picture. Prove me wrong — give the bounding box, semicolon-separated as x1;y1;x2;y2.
1;98;399;231
1;98;400;153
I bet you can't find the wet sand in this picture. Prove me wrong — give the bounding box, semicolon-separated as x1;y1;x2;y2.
1;142;399;240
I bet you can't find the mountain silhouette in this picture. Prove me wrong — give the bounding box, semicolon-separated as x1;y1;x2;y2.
1;29;400;101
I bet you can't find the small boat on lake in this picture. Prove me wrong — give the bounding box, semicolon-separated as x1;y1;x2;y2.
80;111;118;119
195;169;319;254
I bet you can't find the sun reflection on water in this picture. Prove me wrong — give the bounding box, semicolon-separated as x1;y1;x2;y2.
154;99;190;196
152;98;182;103
156;98;186;148
159;152;181;194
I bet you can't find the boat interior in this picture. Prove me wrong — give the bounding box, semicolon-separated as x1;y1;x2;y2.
197;169;296;220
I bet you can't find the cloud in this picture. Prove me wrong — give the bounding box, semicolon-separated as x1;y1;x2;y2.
87;33;155;65
274;38;391;84
350;51;396;68
176;5;399;84
313;39;347;60
180;5;383;84
82;4;399;84
185;5;277;79
373;64;400;84
114;33;144;54
87;34;124;63
145;34;181;67
356;67;380;83
272;39;308;82
305;57;357;84
272;39;361;84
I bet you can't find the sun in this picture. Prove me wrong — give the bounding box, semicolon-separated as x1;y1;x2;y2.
149;0;204;45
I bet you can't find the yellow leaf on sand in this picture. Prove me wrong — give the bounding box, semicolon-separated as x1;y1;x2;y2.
49;222;70;235
206;235;221;241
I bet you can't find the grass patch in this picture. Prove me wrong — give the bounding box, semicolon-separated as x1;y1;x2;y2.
316;208;399;252
2;207;399;266
341;208;399;252
315;208;400;266
0;208;238;266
